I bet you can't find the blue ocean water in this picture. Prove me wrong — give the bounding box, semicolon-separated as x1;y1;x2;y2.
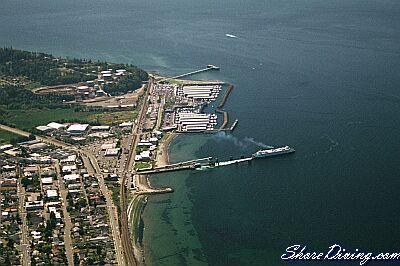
1;0;400;265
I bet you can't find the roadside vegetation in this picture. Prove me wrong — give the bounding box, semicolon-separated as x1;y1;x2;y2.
0;129;20;144
128;195;147;246
110;187;121;214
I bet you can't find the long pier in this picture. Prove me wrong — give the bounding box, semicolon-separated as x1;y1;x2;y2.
139;156;253;175
159;65;220;82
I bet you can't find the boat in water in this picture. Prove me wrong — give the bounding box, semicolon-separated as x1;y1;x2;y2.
225;33;237;38
252;146;295;158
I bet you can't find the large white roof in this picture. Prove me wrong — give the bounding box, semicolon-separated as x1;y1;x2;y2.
63;173;80;181
36;125;52;132
47;122;66;130
77;85;89;90
67;124;89;132
62;165;77;172
46;189;58;198
41;177;53;185
140;150;151;158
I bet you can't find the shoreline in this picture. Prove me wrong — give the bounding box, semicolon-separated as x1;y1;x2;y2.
155;132;179;166
129;75;230;265
130;132;179;265
133;81;233;265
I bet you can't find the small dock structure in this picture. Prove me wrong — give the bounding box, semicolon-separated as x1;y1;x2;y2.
136;157;211;174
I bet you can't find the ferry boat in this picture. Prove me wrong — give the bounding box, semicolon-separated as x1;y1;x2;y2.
252;146;295;158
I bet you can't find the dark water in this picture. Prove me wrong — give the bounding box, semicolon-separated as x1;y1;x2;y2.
1;0;400;265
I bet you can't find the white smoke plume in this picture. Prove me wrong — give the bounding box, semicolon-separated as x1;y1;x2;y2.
214;132;273;149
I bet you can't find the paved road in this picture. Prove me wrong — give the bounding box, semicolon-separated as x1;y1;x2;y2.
17;174;31;266
81;152;125;266
0;124;31;137
55;161;74;266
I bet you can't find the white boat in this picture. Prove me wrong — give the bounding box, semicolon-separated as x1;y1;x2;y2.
225;34;237;38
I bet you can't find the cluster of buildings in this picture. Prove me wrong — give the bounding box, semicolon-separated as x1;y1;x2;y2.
35;121;134;143
154;82;223;133
175;110;217;132
135;134;160;164
144;94;161;131
73;69;128;101
36;67;140;103
101;141;121;157
176;85;221;101
0;137;118;265
0;160;21;265
59;154;116;264
21;161;68;265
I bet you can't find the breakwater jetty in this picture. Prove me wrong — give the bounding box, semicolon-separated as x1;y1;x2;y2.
215;84;236;131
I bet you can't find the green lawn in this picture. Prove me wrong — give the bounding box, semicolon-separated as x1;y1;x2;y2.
2;108;99;131
89;110;138;125
0;129;19;144
134;161;152;170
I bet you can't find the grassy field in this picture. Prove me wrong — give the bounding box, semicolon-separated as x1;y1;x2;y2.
2;108;99;130
134;161;152;170
89;110;138;125
0;129;20;144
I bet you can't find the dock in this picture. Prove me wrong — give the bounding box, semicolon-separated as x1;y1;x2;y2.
136;157;212;175
230;119;238;131
138;156;253;175
159;65;220;82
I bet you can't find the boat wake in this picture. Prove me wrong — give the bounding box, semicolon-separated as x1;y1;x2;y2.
214;132;273;149
243;137;274;149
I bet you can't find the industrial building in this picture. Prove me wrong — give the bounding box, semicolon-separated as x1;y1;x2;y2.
67;124;90;135
175;112;217;132
176;85;221;100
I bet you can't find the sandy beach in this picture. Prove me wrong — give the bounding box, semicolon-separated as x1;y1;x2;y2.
155;132;178;167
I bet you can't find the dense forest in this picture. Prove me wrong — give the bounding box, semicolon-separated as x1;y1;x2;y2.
103;75;143;95
0;47;148;88
0;47;97;85
0;85;73;109
0;47;149;103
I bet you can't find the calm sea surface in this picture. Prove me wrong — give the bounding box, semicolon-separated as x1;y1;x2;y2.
1;0;400;265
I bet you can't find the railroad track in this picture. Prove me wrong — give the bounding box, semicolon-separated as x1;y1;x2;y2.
119;78;153;265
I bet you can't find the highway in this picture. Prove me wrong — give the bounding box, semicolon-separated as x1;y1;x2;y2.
119;77;153;265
